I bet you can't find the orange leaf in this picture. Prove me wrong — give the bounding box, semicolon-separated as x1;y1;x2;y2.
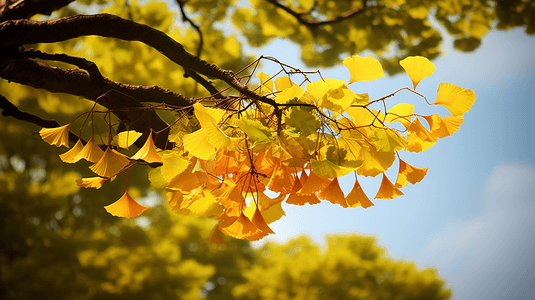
104;190;148;218
266;160;294;194
298;170;330;195
346;177;374;208
221;212;260;240
395;159;428;188
422;114;464;139
374;173;404;199
318;178;347;208
286;173;321;205
208;224;226;245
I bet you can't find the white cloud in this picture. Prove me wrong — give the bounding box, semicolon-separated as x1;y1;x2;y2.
420;163;535;300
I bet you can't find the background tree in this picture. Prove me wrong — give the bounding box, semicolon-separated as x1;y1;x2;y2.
233;235;452;300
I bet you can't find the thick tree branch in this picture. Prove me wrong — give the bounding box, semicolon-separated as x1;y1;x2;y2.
265;0;367;27
0;0;74;23
0;13;277;107
0;58;183;149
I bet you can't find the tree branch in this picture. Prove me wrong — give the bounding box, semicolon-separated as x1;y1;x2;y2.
0;0;74;23
0;58;183;149
265;0;367;27
0;93;82;144
0;13;277;107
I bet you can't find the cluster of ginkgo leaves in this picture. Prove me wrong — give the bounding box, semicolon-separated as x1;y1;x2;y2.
38;55;475;241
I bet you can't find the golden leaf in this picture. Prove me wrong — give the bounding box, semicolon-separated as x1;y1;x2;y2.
345;177;374;208
433;83;476;116
76;177;107;189
39;124;71;148
318;177;347;208
399;56;436;89
77;136;105;163
104;190;148;218
395;159;428;188
59;139;85;163
343;55;385;84
89;147;130;178
374;173;404;199
130;129;162;163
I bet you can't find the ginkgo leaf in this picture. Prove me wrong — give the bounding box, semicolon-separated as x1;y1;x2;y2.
311;159;354;179
76;177;107;189
369;128;407;152
236;118;273;145
357;144;396;177
274;85;313;104
408;118;436;142
285;106;320;137
275;76;295;92
343;55;385;84
422;114;464;139
59;139;85;163
257;192;286;211
267;161;294;194
89;147;130;178
186;191;224;217
257;72;273;95
116;130;143;149
287;173;321;205
318;177;347;207
130;129;162;163
221;212;261;240
433;83;476;115
39;124;71;148
385;103;415;129
104;190;148;218
208;225;226;245
399;56;436;89
405;132;437;153
77;136;105;163
321;78;359;112
374;173;404;199
345;177;374;208
161;152;190;182
297;170;330;195
183;129;216;160
395;159;428;188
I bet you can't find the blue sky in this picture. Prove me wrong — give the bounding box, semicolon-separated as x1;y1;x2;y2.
248;28;535;299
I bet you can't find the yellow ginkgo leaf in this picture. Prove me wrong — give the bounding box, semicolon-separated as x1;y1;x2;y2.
318;177;347;208
357;144;396;177
275;76;295;92
77;136;105;163
105;190;148;218
369;128;407;152
75;177;107;189
186;190;224;217
374;173;404;199
395;159;428;188
89;147;130;178
385;103;415;129
116;130;143;149
433;83;476;116
257;72;273;95
408;118;436;142
343;55;385;84
311;159;354;179
267;161;294;194
39;124;71;148
345;177;374;208
183;129;216;160
422;114;464;139
130;129;162;163
59;139;85;163
399;56;436;89
405;132;436;153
